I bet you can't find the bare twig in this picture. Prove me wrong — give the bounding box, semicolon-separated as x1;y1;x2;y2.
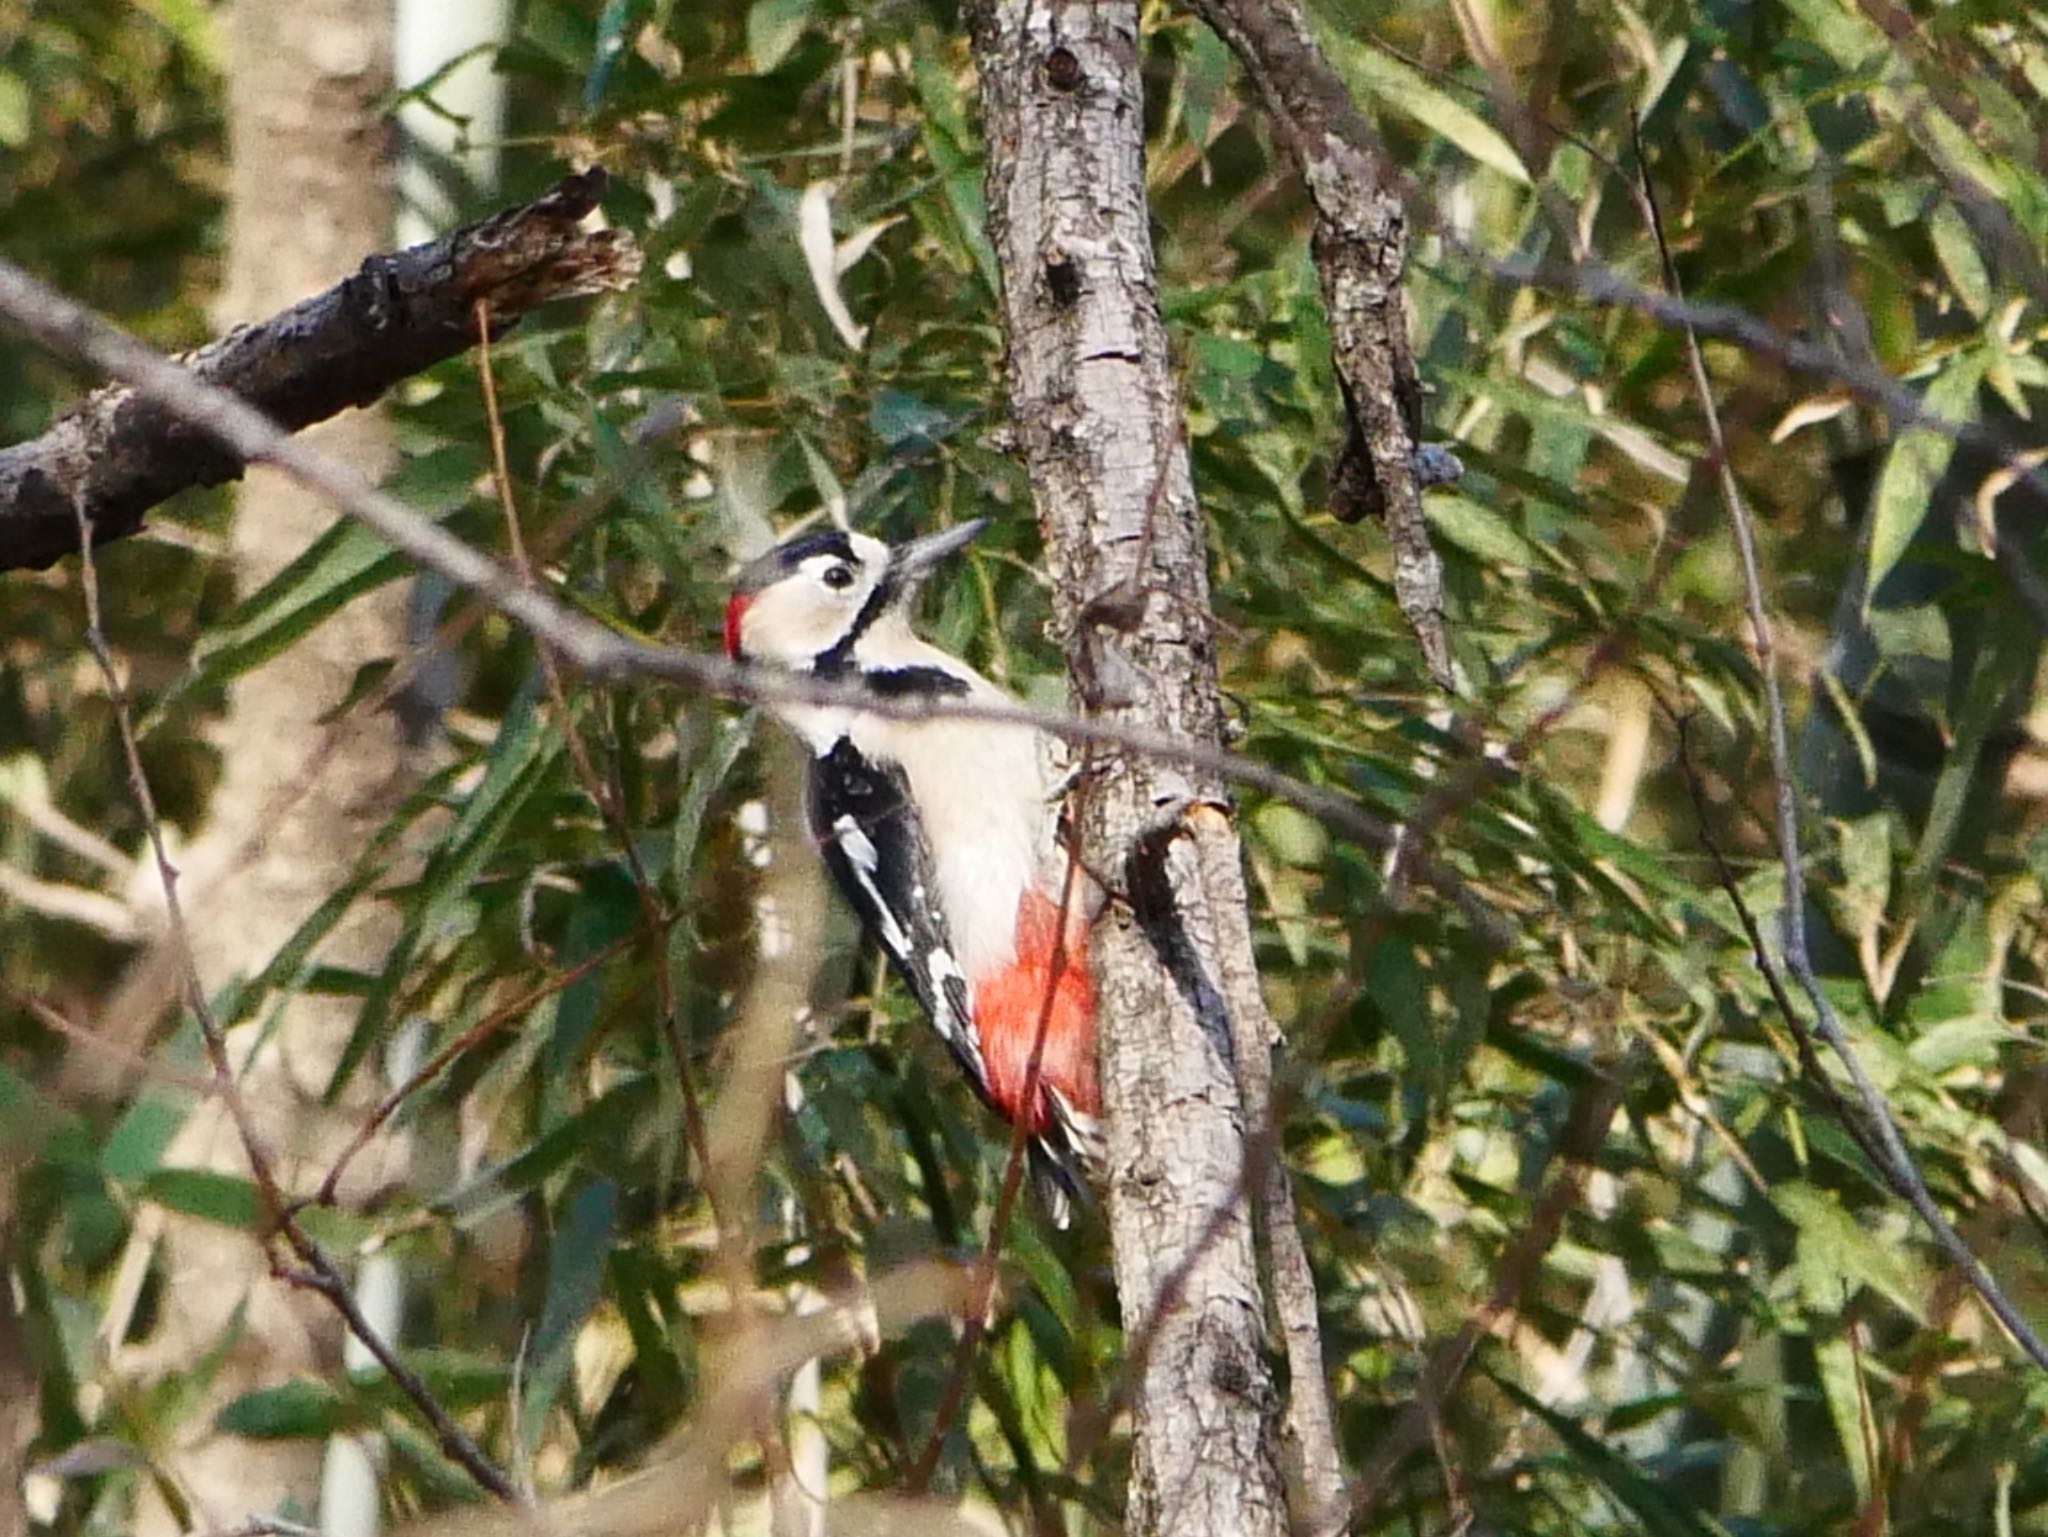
1637;128;2048;1376
68;498;521;1503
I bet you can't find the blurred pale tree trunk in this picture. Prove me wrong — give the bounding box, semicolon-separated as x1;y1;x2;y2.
118;2;410;1531
0;1181;32;1536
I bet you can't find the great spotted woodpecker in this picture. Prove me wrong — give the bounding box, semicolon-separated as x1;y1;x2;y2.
724;520;1102;1224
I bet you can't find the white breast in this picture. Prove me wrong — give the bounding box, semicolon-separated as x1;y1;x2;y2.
836;621;1058;981
857;706;1049;980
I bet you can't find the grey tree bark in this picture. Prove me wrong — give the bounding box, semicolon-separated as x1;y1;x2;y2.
971;3;1333;1532
1183;0;1452;689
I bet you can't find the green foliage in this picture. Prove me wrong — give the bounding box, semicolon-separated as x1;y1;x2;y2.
10;0;2048;1534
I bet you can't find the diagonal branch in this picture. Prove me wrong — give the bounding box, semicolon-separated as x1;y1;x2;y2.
0;167;639;573
0;253;1502;938
69;498;520;1503
1638;139;2048;1377
1181;0;1453;687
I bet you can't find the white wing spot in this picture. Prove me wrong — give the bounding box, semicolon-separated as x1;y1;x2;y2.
1046;1086;1105;1169
831;816;911;956
832;814;880;874
923;947;985;1074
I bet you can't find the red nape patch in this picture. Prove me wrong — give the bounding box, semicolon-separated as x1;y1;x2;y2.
723;593;753;659
972;890;1099;1133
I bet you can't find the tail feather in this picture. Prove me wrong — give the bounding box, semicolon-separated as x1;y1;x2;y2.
1027;1135;1088;1230
1025;1084;1103;1230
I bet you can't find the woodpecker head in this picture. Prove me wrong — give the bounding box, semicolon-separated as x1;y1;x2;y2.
724;520;985;668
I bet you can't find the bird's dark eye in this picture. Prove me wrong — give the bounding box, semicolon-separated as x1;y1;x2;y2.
821;563;855;591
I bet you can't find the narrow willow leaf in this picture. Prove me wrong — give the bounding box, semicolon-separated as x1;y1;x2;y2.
1425;493;1543;568
1492;1374;1727;1537
746;0;809;75
141;1169;263;1231
215;1379;353;1440
1321;36;1530;184
520;1178;619;1450
1929;201;1991;317
326;689;559;1099
1814;1332;1877;1505
1864;350;1986;608
147;520;403;731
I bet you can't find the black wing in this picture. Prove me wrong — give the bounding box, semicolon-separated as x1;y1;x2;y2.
808;737;988;1093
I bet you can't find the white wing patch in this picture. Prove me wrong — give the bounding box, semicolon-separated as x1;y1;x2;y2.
922;945;984;1077
826;811;984;1078
830;813;911;955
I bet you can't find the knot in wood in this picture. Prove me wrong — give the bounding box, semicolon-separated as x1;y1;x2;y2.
1043;45;1082;93
1208;1343;1254;1396
1044;252;1083;307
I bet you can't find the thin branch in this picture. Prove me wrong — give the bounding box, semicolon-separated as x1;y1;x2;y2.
0;255;1503;940
1638;129;2048;1376
68;498;521;1504
1181;0;1454;687
0;168;638;572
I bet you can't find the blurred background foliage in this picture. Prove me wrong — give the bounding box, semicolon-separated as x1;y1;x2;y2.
8;0;2048;1531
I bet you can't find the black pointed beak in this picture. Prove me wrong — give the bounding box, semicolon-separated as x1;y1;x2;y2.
891;519;987;578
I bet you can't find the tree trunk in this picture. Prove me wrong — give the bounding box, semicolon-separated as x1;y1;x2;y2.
970;4;1295;1533
118;3;408;1531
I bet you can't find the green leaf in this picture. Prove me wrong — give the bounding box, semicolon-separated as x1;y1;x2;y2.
1320;37;1529;184
747;0;810;74
151;517;404;732
142;1169;263;1231
582;0;647;110
1425;493;1542;568
520;1179;619;1449
1814;1332;1877;1504
1772;1182;1927;1321
1779;0;1889;68
101;1020;208;1182
1366;940;1436;1084
1864;350;1986;607
216;1379;352;1440
1928;201;1991;317
1491;1372;1728;1537
326;691;559;1099
0;72;29;149
438;1077;658;1222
